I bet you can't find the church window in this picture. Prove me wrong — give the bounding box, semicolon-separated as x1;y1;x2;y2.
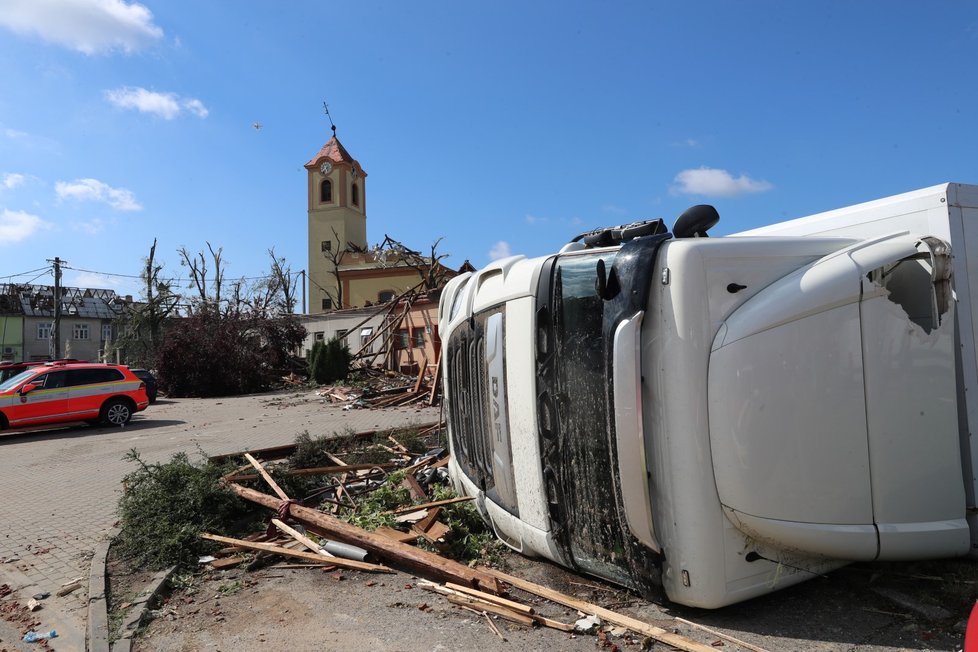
378;290;395;303
320;179;332;203
351;183;359;207
321;240;332;252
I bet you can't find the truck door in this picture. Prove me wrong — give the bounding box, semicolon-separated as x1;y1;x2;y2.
858;237;970;559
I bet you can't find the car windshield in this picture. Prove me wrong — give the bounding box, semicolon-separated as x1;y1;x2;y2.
0;369;38;392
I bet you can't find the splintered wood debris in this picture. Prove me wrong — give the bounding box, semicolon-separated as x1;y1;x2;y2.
195;423;761;652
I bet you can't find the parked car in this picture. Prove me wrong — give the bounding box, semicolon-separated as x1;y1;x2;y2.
0;359;86;384
0;361;149;429
129;368;158;403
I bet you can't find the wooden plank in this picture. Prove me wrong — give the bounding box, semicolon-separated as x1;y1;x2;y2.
200;533;390;573
674;618;772;652
422;521;451;542
207;422;439;464
244;453;290;501
228;483;501;594
486;568;717;652
412;506;442;533
412;355;428;394
444;582;535;615
390;496;473;515
399;474;428;501
446;594;535;626
226;462;398;483
271;518;333;558
427;350;442;404
374;526;418;544
209;556;246;570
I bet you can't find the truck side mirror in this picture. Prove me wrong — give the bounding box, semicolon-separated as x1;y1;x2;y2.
20;383;38;395
673;205;720;238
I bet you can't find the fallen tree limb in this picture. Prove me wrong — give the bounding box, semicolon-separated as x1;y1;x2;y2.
227;483;502;594
485;568;717;652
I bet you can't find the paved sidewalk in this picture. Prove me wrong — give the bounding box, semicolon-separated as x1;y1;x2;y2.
0;390;439;650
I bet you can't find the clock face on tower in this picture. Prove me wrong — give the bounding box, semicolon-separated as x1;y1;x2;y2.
319;161;332;175
350;167;358;180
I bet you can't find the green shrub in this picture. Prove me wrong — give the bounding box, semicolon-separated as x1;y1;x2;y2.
307;340;325;380
309;337;351;384
116;449;259;570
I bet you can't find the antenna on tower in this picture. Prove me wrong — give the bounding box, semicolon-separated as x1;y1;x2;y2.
323;102;336;135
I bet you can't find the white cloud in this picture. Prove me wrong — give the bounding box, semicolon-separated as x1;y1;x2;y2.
181;98;209;118
56;178;142;211
2;173;26;189
525;214;548;225
0;0;163;55
0;208;47;243
104;86;208;120
672;167;773;197
488;241;512;261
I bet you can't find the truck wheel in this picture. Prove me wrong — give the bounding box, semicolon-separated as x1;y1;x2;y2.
101;398;133;426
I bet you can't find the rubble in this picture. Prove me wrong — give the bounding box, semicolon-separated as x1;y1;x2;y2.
164;424;731;652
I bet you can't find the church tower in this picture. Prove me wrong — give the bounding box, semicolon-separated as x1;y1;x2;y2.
304;130;367;312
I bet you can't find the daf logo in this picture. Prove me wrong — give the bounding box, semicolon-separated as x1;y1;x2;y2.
491;375;503;442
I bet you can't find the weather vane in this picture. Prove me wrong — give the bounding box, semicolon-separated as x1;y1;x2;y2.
323;102;336;135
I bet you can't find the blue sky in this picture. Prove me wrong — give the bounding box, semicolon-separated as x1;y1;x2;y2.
2;1;977;304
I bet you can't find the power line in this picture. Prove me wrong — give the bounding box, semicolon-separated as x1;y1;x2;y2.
62;264;304;284
1;266;51;281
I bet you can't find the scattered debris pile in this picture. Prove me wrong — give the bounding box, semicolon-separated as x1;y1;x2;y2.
314;365;441;410
181;424;736;652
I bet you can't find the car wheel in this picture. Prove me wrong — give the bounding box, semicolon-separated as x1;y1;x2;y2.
101;398;133;426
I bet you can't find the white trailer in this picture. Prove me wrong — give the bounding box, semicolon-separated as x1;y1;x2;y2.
439;182;977;608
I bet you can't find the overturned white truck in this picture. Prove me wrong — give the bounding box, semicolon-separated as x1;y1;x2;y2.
439;182;978;608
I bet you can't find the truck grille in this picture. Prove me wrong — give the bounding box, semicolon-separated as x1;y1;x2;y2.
445;310;501;492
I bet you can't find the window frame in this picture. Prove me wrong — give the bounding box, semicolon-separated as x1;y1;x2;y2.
320;179;332;203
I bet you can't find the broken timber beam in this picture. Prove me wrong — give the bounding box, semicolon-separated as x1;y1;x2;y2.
485;568;718;652
228;483;501;594
208;423;438;464
200;533;389;573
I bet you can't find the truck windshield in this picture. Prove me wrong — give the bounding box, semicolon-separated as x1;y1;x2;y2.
542;251;645;585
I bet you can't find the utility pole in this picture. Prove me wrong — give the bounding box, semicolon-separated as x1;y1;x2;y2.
48;257;64;359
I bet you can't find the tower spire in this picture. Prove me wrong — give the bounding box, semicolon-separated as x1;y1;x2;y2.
323;101;337;136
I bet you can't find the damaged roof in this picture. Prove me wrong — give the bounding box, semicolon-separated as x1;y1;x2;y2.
0;284;130;319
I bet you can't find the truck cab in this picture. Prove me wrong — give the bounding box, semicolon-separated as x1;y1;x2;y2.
440;184;977;608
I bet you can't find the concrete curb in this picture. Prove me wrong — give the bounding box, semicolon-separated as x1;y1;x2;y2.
111;565;177;650
86;526;177;652
87;527;119;652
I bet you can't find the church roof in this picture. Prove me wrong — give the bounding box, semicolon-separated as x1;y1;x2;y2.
305;135;356;168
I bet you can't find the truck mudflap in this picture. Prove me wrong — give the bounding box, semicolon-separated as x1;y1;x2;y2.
534;232;669;596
